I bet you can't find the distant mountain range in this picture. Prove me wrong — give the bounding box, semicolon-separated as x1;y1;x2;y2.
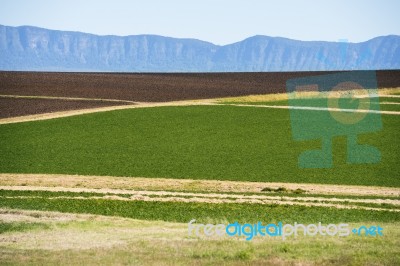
0;25;399;72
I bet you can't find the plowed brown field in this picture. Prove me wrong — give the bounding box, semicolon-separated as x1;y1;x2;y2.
1;71;399;101
1;70;399;118
0;97;132;118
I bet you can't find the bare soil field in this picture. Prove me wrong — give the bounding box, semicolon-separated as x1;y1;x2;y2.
0;97;133;119
1;71;399;102
1;72;399;265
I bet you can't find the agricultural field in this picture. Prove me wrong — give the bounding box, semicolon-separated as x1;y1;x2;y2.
0;71;400;265
1;70;399;102
0;96;133;118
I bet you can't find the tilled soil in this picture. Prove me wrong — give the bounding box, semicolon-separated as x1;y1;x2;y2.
1;71;399;102
0;97;133;118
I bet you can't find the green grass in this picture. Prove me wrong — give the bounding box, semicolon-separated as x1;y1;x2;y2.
0;189;124;198
1;105;399;187
1;189;398;211
2;187;399;201
380;104;400;112
0;222;51;234
1;100;398;265
1;231;399;265
202;190;400;200
1;218;399;265
379;96;400;103
1;190;399;224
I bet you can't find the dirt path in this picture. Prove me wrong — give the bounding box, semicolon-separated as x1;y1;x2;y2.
223;103;400;115
0;99;216;124
1;173;398;197
380;102;400;105
358;95;400;98
2;185;400;204
1;97;399;124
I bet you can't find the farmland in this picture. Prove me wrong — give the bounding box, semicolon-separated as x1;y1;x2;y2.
1;70;400;101
0;96;132;118
0;71;400;265
1;105;400;187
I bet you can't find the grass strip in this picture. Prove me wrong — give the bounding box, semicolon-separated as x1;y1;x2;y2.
0;191;399;224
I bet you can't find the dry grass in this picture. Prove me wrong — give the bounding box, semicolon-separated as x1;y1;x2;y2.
216;93;289;103
216;87;400;103
0;208;187;250
1;173;399;197
2;185;399;212
1;208;399;265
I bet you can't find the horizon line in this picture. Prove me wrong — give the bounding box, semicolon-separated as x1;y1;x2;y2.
1;24;399;46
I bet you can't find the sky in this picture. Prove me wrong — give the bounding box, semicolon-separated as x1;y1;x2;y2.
0;0;399;45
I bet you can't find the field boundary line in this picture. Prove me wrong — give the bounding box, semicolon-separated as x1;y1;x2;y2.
0;100;216;124
0;99;399;125
380;102;400;105
0;104;139;124
223;103;400;115
1;185;399;205
1;173;399;197
0;94;139;104
1;186;399;212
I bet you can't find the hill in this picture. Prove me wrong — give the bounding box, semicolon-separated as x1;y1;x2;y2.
1;25;399;71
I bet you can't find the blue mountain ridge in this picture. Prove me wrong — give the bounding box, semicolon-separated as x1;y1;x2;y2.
0;25;399;72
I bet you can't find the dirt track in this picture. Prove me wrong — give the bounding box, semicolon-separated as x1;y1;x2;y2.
2;99;400;125
1;173;398;197
2;185;399;212
1;172;399;212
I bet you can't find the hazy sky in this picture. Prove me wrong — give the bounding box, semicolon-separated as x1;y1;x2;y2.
0;0;399;45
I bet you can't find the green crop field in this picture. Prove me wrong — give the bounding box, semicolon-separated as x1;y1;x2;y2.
1;190;399;224
1;105;399;187
1;91;399;265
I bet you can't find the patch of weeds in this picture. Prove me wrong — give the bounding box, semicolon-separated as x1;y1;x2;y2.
261;187;306;194
0;222;51;234
293;188;306;194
